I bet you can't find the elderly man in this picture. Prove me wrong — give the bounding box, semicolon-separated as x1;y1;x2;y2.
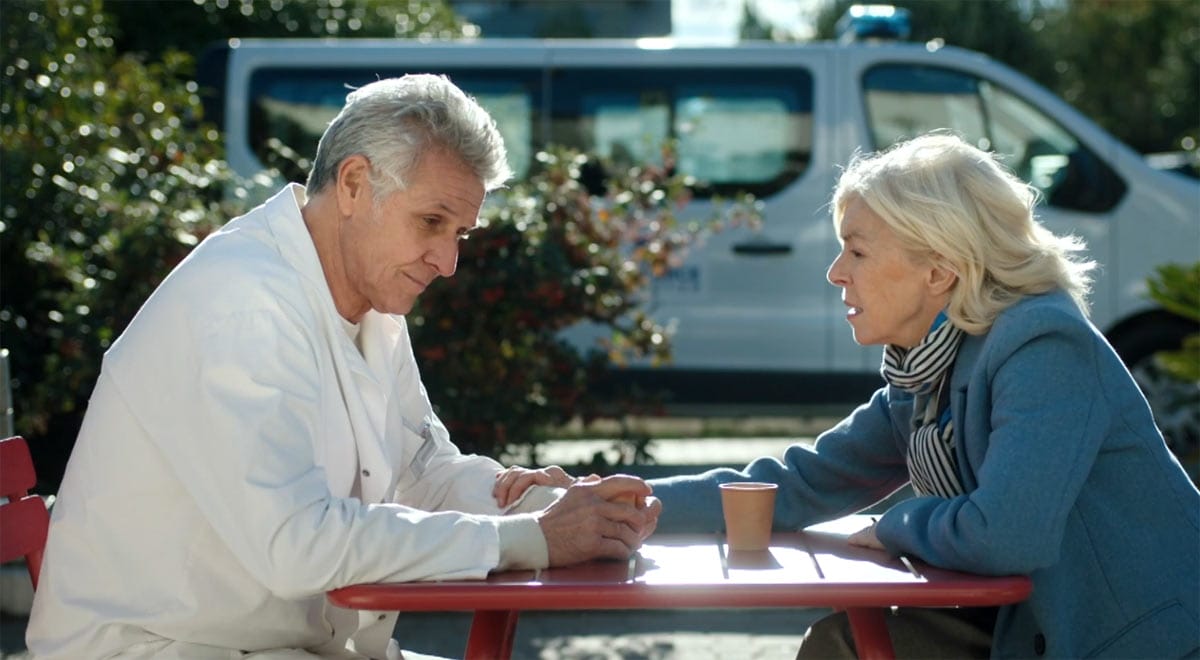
27;74;659;659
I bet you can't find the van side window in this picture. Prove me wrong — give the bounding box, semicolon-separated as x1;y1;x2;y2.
676;87;798;189
585;92;671;168
862;64;1126;213
247;68;539;182
553;68;814;198
246;64;814;199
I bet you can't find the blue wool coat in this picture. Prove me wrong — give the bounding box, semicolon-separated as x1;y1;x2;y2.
650;291;1200;658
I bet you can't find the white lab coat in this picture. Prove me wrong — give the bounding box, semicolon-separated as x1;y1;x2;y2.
27;185;532;659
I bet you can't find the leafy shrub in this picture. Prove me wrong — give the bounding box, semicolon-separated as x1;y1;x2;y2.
1;0;263;487
1;0;761;488
1143;262;1200;475
0;0;461;489
410;147;761;461
1147;262;1200;381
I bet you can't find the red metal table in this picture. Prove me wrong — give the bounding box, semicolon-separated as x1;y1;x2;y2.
328;516;1031;660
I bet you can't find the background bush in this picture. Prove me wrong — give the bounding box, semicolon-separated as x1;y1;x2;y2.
409;147;760;461
1146;263;1200;467
1147;262;1200;382
4;0;1196;491
1;0;256;487
1;0;757;489
0;0;469;489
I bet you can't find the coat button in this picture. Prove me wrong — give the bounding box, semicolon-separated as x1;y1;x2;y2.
361;469;370;477
1034;633;1046;655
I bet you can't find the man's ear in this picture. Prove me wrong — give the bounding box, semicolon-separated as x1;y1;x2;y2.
334;155;371;217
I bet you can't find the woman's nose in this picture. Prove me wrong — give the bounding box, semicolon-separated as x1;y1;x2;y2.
827;254;847;286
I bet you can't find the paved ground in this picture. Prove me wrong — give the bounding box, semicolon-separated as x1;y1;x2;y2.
392;609;823;659
3;608;823;659
1;433;833;659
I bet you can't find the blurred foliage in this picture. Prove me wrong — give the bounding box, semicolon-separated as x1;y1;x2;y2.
408;146;761;460
5;0;1196;489
0;0;467;489
1049;0;1199;160
1;0;257;487
106;0;476;133
1147;263;1200;382
105;0;474;60
739;1;779;41
811;0;1199;157
1;0;758;487
813;0;1057;84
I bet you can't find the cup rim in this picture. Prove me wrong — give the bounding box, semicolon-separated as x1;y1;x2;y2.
719;481;778;491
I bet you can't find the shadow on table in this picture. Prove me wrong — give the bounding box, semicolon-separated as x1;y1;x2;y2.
392;608;828;659
726;550;783;570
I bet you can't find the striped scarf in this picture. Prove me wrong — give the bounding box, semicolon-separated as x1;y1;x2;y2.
880;311;966;498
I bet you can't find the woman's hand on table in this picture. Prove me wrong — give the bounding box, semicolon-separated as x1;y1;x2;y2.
847;520;886;551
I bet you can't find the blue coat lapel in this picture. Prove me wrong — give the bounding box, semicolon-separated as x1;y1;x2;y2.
950;331;985;493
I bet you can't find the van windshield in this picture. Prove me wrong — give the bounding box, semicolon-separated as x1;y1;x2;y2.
862;63;1126;213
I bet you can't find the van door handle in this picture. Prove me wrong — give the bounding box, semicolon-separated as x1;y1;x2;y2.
732;242;792;256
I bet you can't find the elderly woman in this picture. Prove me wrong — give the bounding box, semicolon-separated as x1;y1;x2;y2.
495;133;1200;658
658;133;1200;659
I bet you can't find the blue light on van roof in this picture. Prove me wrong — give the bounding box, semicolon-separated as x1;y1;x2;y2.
836;4;912;43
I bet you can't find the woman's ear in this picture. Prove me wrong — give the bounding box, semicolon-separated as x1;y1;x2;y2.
928;261;958;296
334;155;371;217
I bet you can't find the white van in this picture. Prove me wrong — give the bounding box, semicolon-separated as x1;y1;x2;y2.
205;32;1200;423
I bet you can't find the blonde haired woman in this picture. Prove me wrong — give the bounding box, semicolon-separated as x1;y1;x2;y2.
501;132;1200;658
647;133;1200;658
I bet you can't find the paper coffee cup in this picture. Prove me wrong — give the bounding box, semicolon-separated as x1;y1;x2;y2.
719;482;778;551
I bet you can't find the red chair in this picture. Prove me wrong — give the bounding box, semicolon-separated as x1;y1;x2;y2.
1;435;49;590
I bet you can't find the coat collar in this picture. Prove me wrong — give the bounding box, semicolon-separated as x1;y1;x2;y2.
948;325;986;492
254;185;416;502
258;184;407;379
262;183;329;298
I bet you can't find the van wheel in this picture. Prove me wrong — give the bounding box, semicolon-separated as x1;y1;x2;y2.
1110;316;1200;464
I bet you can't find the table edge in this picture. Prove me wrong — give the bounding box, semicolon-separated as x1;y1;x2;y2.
328;576;1032;612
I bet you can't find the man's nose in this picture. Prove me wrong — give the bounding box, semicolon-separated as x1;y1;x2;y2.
429;239;459;278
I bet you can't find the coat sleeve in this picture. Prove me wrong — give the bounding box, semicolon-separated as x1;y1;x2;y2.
649;387;912;533
384;323;512;515
874;305;1113;575
392;411;512;514
113;303;501;600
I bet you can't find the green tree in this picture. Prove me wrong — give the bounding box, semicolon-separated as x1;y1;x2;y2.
739;2;777;41
814;0;1199;156
1045;0;1200;155
105;0;472;60
815;0;1058;86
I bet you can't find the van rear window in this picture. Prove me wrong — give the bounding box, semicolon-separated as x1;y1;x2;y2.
246;64;813;199
553;67;814;197
248;68;541;182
